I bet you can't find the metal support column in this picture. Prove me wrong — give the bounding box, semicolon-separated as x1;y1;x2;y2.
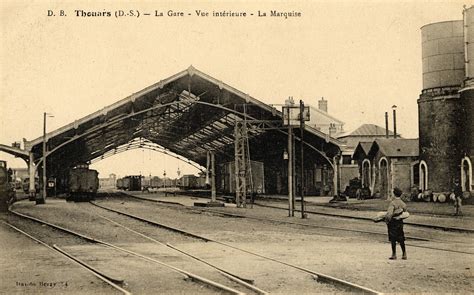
333;155;340;197
299;100;306;219
288;126;294;216
28;152;36;201
211;152;216;202
234;120;246;207
37;112;47;204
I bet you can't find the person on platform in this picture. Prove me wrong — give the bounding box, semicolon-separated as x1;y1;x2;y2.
386;187;407;260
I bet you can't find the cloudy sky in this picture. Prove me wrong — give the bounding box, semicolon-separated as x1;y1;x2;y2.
0;0;466;177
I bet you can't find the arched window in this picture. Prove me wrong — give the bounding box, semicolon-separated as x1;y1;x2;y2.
419;160;428;191
461;157;472;192
362;159;371;188
379;157;389;197
411;161;420;187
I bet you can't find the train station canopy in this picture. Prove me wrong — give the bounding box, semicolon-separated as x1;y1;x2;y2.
21;66;342;172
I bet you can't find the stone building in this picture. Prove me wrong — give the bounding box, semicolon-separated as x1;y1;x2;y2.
337;124;397;193
419;7;473;194
307;97;345;136
354;139;419;198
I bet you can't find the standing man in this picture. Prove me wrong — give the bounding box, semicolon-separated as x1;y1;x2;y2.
385;187;407;260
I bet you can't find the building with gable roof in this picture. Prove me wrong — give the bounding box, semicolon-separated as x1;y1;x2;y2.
354;138;419;198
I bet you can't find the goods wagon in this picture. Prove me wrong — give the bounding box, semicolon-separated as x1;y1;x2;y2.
117;175;141;191
67;165;99;201
196;174;208;188
150;176;161;188
218;160;265;194
180;174;198;189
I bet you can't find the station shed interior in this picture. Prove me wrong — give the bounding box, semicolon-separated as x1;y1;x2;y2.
2;66;343;199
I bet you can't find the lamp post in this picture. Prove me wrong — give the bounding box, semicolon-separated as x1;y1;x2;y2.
38;112;53;205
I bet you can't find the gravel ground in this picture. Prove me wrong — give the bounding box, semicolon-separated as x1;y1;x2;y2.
101;194;474;294
127;193;474;253
0;218;118;295
9;201;251;294
8;196;474;294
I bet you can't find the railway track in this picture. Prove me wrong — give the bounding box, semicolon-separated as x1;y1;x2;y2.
123;193;474;256
253;202;474;233
6;206;251;295
72;203;268;295
90;199;382;294
1;220;130;295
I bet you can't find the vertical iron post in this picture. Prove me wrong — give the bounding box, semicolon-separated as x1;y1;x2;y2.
211;151;216;202
288;125;294;216
28;152;36;201
300;100;305;219
38;112;47;204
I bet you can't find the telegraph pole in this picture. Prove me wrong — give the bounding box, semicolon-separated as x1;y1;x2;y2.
299;100;306;219
288;125;294;216
284;99;294;217
38;112;52;205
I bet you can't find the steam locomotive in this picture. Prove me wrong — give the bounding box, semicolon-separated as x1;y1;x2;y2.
0;160;15;210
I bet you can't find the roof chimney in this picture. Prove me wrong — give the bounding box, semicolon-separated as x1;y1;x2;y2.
318;97;328;112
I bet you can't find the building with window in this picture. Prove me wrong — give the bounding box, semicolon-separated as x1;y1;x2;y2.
354;139;419;198
418;7;473;195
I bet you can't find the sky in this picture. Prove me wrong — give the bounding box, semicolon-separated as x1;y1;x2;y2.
0;0;467;178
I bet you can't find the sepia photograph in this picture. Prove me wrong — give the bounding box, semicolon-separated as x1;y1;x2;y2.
0;1;473;294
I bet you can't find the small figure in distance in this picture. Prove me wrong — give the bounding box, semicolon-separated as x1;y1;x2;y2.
385;187;407;260
452;179;463;216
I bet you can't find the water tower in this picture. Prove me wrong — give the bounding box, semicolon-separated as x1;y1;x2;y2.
419;7;474;194
418;20;465;192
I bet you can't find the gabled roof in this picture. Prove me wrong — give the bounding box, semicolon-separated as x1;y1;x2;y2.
308;105;344;125
352;141;373;159
18;66;342;172
338;124;396;138
368;138;419;158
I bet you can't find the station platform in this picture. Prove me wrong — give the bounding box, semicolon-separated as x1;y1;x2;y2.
128;192;474;232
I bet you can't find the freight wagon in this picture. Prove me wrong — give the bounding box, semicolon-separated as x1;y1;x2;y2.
116;175;142;191
180;174;198;189
150;176;161;188
218;160;265;194
196;173;208;189
66;165;99;201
